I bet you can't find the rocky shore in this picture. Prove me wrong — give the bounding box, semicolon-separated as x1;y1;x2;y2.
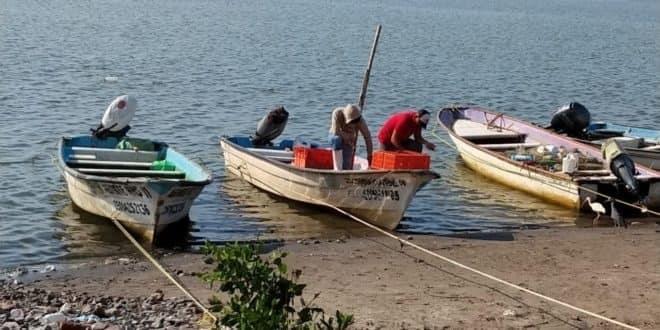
0;281;201;330
2;224;659;329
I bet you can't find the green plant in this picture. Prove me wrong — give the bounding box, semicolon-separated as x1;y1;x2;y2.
200;242;354;330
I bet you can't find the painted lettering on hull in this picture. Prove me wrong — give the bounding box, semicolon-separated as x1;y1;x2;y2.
163;202;186;216
112;200;151;216
348;189;400;201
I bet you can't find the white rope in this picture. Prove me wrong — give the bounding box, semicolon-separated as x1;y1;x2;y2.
110;218;218;326
321;203;641;330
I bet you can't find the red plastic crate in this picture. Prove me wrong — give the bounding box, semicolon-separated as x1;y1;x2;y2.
293;147;333;169
371;150;430;170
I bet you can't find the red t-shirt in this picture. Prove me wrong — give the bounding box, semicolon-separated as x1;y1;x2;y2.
378;111;419;145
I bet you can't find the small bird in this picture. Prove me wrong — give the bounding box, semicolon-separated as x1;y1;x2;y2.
582;197;606;226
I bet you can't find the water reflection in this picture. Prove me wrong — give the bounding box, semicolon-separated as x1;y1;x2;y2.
53;201;134;260
220;173;373;240
53;197;196;259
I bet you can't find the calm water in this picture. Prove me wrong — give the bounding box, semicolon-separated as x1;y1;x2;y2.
1;0;658;268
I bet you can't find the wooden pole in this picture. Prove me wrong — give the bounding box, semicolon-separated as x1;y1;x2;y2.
357;25;382;112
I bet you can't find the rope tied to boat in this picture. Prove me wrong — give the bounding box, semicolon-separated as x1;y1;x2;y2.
110;216;218;328
224;159;642;330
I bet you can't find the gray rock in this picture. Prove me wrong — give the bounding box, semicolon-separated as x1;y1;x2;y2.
151;317;164;328
106;326;121;330
59;303;72;314
81;304;94;314
0;301;16;312
104;307;117;317
1;321;20;330
9;308;24;321
41;312;66;325
0;315;5;324
91;322;107;330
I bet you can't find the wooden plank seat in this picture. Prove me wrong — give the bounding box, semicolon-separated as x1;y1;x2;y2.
69;154;97;160
454;119;526;143
574;174;657;182
479;142;541;150
572;170;611;176
247;148;294;163
67;159;153;168
76;168;186;178
70;146;160;162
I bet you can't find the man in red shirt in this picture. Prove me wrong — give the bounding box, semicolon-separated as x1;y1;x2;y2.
378;109;436;152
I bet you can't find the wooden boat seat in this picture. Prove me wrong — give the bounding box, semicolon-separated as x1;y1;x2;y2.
574;174;656;182
70;146;160;163
642;145;660;151
76;168;186;178
572;170;611;176
247;148;294;163
453;119;526;144
66;159;153;168
479;142;541;150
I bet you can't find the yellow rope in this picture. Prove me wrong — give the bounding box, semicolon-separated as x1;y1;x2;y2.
226;156;641;330
110;218;218;327
321;204;641;330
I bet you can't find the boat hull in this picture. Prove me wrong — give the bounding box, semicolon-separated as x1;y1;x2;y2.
63;171;204;241
220;138;438;229
449;134;581;209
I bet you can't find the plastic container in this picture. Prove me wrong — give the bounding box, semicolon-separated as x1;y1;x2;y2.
561;153;578;174
511;153;534;164
151;160;177;171
293;146;333;169
371;151;430;170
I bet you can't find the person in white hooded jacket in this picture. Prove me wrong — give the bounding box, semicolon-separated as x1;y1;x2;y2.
328;104;373;170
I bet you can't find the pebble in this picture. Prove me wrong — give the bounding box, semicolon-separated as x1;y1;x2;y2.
8;309;23;321
59;303;72;314
42;312;66;324
1;322;20;330
0;282;202;329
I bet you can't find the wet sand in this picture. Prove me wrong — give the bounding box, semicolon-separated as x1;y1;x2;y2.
3;225;659;329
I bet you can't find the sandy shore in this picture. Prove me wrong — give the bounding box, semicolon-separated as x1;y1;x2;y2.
2;224;659;329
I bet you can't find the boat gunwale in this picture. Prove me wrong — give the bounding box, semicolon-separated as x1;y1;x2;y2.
219;136;440;179
58;136;213;186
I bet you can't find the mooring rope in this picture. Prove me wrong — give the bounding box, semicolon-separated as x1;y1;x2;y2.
110;218;218;327
224;158;641;330
320;204;641;330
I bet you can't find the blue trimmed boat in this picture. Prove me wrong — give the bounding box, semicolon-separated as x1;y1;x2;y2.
57;135;212;242
585;123;660;170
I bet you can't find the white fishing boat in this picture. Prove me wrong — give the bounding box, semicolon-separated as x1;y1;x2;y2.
438;105;660;217
57;135;212;242
219;136;438;229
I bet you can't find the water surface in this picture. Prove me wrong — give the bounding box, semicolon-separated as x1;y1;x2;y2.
1;0;658;267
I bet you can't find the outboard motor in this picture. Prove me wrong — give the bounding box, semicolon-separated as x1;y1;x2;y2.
602;139;641;200
548;102;591;138
91;95;137;139
252;106;289;147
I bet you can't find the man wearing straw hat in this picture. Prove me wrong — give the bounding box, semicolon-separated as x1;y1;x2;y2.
328;104;373;170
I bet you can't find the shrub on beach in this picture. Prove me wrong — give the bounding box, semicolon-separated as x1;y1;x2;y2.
200;242;354;330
